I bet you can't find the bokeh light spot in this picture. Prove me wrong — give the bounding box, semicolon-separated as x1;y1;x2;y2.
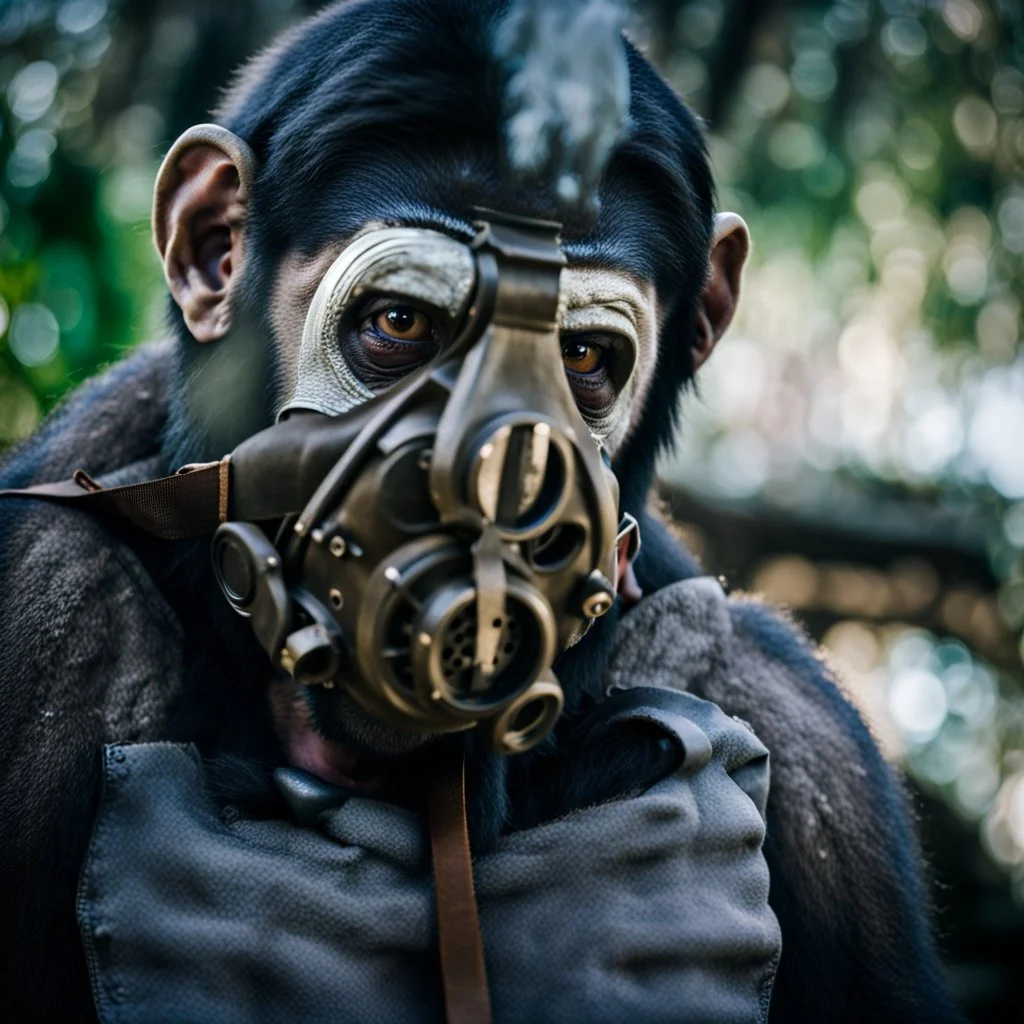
57;0;108;37
741;64;790;118
708;430;770;498
768;122;825;170
881;18;928;61
997;189;1024;254
942;0;984;42
889;668;949;742
675;0;723;50
992;66;1024;115
790;49;837;103
969;389;1024;498
898;117;941;171
7;129;57;189
976;298;1020;362
0;381;40;442
9;304;60;368
1003;502;1024;547
855;176;907;228
7;61;58;122
954;96;998;155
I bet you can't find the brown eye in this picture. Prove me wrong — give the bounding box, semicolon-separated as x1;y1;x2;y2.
374;306;433;342
562;340;603;375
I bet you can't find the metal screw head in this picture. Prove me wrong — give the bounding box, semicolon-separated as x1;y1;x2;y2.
329;536;347;558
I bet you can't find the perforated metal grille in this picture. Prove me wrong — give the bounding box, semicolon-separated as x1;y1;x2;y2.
439;606;523;694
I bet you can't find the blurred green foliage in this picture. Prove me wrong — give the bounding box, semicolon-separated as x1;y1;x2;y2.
636;2;1024;899
0;0;315;442
0;1;162;441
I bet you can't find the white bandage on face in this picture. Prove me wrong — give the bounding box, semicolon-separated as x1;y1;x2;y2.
278;226;657;454
559;265;657;452
279;228;476;418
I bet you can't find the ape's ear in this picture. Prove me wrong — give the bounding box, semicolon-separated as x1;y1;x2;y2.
152;124;257;343
692;212;750;373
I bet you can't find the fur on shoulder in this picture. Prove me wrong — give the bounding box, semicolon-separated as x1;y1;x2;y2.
691;583;960;1022
0;342;183;1020
0;339;175;489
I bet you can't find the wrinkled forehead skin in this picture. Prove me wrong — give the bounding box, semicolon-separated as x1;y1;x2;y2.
271;220;659;455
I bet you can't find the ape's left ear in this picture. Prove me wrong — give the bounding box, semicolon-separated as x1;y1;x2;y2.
152;124;257;343
692;212;750;373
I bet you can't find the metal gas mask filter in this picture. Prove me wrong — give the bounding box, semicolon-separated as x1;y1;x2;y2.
210;214;635;755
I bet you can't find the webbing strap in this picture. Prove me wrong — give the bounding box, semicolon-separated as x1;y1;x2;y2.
428;750;493;1024
0;458;229;540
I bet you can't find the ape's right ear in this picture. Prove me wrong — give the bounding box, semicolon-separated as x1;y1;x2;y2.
152;125;257;343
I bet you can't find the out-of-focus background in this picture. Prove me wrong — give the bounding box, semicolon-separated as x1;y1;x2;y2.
0;0;1021;1015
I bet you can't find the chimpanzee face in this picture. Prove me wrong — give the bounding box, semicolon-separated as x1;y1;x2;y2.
153;136;748;467
147;0;750;765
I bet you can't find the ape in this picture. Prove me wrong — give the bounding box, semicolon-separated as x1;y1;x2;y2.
0;1;960;1021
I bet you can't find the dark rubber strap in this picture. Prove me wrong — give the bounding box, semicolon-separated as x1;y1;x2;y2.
428;749;493;1024
0;459;229;540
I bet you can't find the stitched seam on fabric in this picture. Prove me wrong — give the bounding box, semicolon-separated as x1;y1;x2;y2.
77;746;124;1024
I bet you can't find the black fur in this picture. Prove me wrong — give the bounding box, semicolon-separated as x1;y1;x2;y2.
0;1;961;1021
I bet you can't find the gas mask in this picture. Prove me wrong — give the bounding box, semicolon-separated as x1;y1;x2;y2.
205;214;635;755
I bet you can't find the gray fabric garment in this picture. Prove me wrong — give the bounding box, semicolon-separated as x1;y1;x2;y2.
475;688;780;1023
78;680;780;1023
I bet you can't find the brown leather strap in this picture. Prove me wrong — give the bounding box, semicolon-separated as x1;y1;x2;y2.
428;749;492;1024
0;458;229;540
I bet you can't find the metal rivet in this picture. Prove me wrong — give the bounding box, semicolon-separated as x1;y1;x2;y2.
266;556;279;569
385;566;401;584
419;632;432;646
311;528;324;544
329;536;347;558
329;588;343;609
478;442;494;461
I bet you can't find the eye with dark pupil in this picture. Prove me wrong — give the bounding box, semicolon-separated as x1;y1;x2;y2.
349;303;616;421
562;340;603;375
375;306;432;342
